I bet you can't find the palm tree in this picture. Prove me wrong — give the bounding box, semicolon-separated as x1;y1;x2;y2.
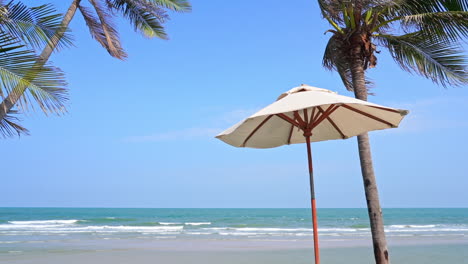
0;0;191;137
0;1;71;137
319;0;467;263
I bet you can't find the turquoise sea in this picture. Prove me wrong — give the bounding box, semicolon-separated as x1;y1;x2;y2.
1;208;467;264
1;208;467;242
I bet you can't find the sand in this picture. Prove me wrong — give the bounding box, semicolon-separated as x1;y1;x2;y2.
2;237;467;264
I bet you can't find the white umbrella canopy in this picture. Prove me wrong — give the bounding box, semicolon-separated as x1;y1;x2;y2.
216;84;409;264
216;84;408;148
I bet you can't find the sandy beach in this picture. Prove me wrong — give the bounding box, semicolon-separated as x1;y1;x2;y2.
2;238;468;264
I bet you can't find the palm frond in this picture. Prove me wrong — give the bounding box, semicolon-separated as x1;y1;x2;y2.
317;0;346;25
401;11;468;43
147;0;191;12
318;0;396;25
78;2;126;59
323;35;375;91
396;0;467;15
17;64;68;115
87;0;126;59
376;32;467;87
323;35;353;90
0;109;29;138
386;0;467;40
107;0;190;13
0;32;68;115
106;0;169;39
369;1;405;32
0;2;73;52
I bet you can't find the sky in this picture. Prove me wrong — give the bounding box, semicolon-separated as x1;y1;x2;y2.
1;0;467;208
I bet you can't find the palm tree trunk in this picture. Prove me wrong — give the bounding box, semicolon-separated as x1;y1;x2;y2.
350;40;390;264
0;0;82;120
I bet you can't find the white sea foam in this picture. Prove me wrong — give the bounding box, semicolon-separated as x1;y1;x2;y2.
185;232;211;235
91;225;181;231
8;220;78;225
388;224;436;229
320;228;366;232
385;224;468;233
159;222;182;225
219;232;258;236
0;220;79;230
2;218;467;239
54;225;184;233
202;227;310;232
185;222;211;226
236;227;311;232
197;225;468;238
0;224;184;234
204;227;354;233
201;227;226;231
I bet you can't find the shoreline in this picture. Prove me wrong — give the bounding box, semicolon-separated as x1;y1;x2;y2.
2;243;467;264
2;235;467;252
1;208;466;263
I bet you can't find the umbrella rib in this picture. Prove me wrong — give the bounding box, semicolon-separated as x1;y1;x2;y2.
317;106;346;139
311;104;339;129
303;109;309;127
341;104;395;127
287;124;294;145
242;115;274;147
312;107;321;123
310;107;316;124
293;111;306;128
276;113;301;128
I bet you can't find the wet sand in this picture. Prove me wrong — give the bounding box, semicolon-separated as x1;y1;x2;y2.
2;237;467;264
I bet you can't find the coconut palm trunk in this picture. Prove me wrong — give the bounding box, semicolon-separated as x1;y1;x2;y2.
320;0;466;263
350;40;389;264
0;0;81;120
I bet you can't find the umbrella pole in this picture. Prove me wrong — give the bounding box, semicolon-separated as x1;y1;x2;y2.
305;134;320;264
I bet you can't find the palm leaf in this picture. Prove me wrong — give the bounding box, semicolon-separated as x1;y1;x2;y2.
318;0;396;25
396;0;467;15
323;35;375;91
385;0;467;42
78;2;127;59
18;64;68;114
376;32;467;87
106;0;169;39
401;11;468;43
0;2;73;52
147;0;191;12
317;0;346;25
107;0;190;13
0;32;68;115
323;35;353;90
0;109;29;138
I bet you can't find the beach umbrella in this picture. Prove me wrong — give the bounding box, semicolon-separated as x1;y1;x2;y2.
215;84;408;264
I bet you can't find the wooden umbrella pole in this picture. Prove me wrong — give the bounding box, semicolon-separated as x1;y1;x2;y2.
305;132;320;264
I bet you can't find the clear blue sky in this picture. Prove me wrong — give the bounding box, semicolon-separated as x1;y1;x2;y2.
2;0;467;208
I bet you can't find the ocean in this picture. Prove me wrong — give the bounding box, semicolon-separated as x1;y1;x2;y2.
1;208;467;264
